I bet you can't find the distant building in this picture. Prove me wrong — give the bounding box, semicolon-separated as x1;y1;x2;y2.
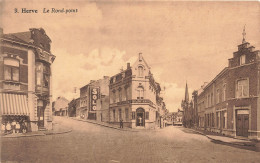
196;30;260;139
78;76;110;122
68;97;80;117
172;109;183;126
109;53;167;129
0;28;55;131
53;97;69;116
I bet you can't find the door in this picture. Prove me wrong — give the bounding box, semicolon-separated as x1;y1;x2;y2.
236;114;249;137
37;107;44;128
136;108;145;127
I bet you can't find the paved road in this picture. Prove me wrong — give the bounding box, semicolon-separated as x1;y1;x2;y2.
1;116;260;163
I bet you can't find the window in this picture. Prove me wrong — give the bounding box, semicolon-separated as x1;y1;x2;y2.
138;66;144;77
223;111;227;129
137;86;144;99
240;54;246;65
113;109;116;121
223;84;226;101
217;112;220;128
145;112;149;120
125;86;128;101
119;109;122;120
211;93;213;106
112;90;116;103
125;108;129;121
216;89;220;104
4;58;19;82
208;95;210;107
132;112;135;120
236;79;249;98
118;88;122;102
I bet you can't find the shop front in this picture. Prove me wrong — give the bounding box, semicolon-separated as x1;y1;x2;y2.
0;93;30;134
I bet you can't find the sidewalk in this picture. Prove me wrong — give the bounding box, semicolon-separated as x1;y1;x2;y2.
2;126;72;138
190;128;257;147
70;117;141;132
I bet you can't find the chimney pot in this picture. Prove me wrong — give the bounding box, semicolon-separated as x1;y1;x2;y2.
127;63;130;69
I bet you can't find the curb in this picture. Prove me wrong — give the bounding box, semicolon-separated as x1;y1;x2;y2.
71;118;140;132
2;129;72;138
189;128;256;147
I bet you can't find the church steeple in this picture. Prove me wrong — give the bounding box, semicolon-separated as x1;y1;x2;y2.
184;81;189;102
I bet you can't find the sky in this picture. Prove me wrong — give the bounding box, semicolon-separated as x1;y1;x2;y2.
1;0;260;112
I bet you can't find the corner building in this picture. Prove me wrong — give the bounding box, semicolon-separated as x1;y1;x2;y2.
0;28;55;131
197;38;260;140
109;53;164;129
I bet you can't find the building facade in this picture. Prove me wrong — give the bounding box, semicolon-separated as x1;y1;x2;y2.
109;53;167;129
197;36;260;139
78;76;110;122
53;96;69;116
0;28;55;131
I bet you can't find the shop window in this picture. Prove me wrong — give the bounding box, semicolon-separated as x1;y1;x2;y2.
236;79;249;98
145;112;149;120
240;54;246;65
4;58;19;82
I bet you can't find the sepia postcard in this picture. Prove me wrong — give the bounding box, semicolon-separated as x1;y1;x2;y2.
0;0;260;162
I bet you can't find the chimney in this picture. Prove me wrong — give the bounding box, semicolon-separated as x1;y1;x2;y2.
127;63;130;69
139;53;142;61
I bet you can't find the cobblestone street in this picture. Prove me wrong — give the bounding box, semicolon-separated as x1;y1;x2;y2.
1;116;260;163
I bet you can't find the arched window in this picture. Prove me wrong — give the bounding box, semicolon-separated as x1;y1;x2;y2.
137;86;144;99
138;66;144;77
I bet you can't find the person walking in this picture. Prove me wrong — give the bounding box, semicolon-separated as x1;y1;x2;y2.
15;121;20;133
1;122;6;134
11;120;16;134
120;119;123;128
6;121;11;134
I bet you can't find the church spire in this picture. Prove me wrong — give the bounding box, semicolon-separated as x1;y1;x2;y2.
242;25;246;43
184;81;189;102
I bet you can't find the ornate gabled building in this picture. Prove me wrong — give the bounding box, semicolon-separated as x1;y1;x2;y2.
196;28;260;140
0;28;55;131
109;53;167;129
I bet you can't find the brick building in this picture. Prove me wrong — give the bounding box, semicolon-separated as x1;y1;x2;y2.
109;53;167;129
0;28;55;131
53;96;69;116
197;33;260;139
78;76;110;122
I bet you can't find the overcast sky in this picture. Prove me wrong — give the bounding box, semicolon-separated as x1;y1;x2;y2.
1;0;260;112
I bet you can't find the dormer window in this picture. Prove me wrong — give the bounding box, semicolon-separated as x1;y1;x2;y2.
240;54;245;65
138;66;144;77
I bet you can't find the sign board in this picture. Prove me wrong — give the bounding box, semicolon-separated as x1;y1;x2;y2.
90;87;99;111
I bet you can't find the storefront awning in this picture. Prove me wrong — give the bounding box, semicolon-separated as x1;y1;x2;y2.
0;93;30;116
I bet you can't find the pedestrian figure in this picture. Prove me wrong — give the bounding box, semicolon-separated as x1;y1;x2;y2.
21;120;27;133
1;122;6;134
120;119;123;128
6;121;11;134
15;121;20;133
11;120;16;134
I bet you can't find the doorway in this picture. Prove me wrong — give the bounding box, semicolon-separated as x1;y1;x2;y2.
37;106;45;128
236;113;249;137
136;108;145;127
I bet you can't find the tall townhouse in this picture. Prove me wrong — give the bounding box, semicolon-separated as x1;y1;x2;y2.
0;28;55;131
197;34;260;139
109;53;166;129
